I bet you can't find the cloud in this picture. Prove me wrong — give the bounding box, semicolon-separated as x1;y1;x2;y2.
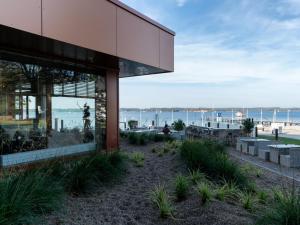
175;0;188;7
119;0;300;107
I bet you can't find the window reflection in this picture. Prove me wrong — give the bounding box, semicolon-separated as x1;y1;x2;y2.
0;58;106;155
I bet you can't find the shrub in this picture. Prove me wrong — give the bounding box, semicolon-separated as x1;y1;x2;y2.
188;169;206;185
257;189;300;225
150;185;174;218
196;182;213;205
215;180;240;202
240;192;257;212
174;174;189;201
241;164;263;178
257;190;268;204
128;120;138;129
158;150;164;157
180;140;249;189
151;147;157;153
0;169;64;225
128;132;138;145
242;118;254;136
153;134;164;142
0;152;126;224
172;119;185;131
138;133;147;145
131;152;145;167
65;152;126;194
64;156;98;194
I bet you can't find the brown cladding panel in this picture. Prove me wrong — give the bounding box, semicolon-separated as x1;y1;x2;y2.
0;0;41;35
106;71;119;150
159;30;174;72
42;0;117;56
117;7;160;68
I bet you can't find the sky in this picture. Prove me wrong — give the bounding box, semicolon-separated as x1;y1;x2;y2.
119;0;300;108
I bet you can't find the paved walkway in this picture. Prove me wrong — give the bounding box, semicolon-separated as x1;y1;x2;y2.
229;148;300;182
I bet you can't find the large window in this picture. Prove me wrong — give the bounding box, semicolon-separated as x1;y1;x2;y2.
0;58;106;155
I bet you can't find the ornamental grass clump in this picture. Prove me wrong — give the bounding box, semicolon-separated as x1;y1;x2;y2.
150;185;174;218
257;190;268;204
180;140;249;190
174;174;189;201
257;188;300;225
131;152;145;167
215;180;240;202
189;169;206;185
196;181;213;205
241;164;263;178
64;151;126;194
240;191;257;212
0;169;64;225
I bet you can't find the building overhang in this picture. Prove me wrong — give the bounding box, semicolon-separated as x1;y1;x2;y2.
0;0;175;77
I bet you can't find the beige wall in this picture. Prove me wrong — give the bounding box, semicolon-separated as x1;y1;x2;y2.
0;0;41;35
0;0;174;72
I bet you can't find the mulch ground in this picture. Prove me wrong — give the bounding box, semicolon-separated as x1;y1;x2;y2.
45;140;293;225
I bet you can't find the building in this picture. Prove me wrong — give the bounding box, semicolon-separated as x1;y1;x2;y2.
0;0;175;167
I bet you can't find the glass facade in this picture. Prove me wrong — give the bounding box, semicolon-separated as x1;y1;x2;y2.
0;57;106;155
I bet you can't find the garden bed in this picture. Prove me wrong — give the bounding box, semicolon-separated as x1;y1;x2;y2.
44;140;256;225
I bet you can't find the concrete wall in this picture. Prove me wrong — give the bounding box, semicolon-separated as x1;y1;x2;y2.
1;143;96;167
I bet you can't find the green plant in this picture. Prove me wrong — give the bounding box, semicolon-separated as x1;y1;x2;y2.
196;182;213;205
163;146;170;153
151;147;157;153
189;169;206;185
257;189;300;225
241;164;263;178
131;152;145;167
153;134;164;142
180;140;250;190
172;119;185;131
158;150;164;157
150;185;174;218
128;120;138;129
257;190;268;204
215;180;240;202
128;132;138;145
240;192;257;212
138;133;147;145
64;157;96;194
174;174;189;201
64;152;126;194
0;169;64;225
242;118;254;136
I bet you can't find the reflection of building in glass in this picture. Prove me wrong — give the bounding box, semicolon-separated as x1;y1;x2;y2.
0;59;106;154
0;0;174;166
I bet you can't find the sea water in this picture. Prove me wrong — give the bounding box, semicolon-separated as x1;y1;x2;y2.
120;109;300;127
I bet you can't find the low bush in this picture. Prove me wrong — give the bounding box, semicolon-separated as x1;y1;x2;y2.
240;192;257;212
215;180;240;202
189;169;206;185
172;119;185;131
150;185;174;218
0;151;127;224
64;152;126;194
174;174;189;201
196;181;213;205
0;169;64;225
180;140;249;189
257;190;268;204
257;189;300;225
131;152;145;167
128;132;139;145
241;164;263;178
